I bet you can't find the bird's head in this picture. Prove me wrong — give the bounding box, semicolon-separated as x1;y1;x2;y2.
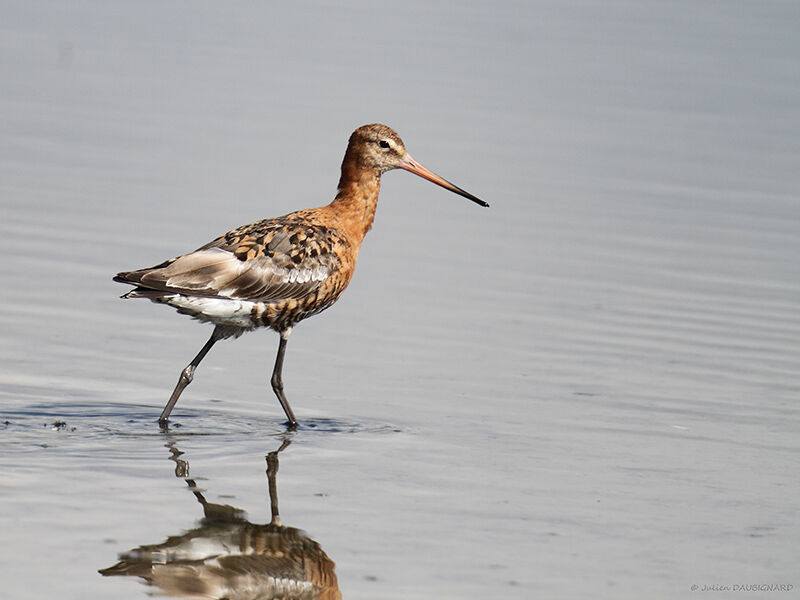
345;123;489;207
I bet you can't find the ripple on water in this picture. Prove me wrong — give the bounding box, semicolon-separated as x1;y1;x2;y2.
0;401;407;447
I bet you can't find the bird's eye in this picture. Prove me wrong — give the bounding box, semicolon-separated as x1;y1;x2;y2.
379;140;390;150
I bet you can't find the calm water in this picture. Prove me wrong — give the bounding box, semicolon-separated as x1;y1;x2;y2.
1;2;799;599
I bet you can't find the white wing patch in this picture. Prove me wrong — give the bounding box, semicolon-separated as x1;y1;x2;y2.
216;264;328;297
150;248;330;301
284;265;329;285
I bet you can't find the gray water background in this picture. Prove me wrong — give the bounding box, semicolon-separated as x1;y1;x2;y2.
1;2;798;598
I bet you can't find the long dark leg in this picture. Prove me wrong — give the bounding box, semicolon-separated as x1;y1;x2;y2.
159;328;221;424
270;329;298;428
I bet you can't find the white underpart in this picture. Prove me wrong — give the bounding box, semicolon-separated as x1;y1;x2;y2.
163;295;262;329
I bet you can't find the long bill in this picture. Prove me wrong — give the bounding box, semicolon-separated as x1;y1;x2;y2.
399;154;489;207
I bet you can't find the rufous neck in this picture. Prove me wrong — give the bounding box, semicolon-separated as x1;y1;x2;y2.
329;159;381;243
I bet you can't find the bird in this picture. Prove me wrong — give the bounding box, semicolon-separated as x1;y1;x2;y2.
114;123;488;428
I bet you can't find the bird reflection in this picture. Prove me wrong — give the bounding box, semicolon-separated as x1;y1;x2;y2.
100;437;341;599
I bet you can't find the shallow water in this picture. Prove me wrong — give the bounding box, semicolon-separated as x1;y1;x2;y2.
1;2;799;599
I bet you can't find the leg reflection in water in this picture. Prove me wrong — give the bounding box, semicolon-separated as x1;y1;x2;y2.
99;437;340;600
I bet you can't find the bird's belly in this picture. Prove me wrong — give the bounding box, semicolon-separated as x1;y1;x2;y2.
156;292;341;333
160;295;264;330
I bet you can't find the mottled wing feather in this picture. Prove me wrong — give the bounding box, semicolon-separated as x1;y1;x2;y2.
116;218;342;303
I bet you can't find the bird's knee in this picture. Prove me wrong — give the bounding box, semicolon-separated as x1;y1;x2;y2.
181;365;196;385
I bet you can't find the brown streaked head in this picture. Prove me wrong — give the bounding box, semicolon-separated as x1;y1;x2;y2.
346;123;489;207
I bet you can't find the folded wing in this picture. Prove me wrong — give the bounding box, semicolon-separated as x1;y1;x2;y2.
115;221;342;303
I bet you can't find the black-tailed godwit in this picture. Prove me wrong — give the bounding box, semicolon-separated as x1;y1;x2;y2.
114;124;487;427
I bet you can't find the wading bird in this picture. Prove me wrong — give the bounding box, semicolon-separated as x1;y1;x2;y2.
114;124;488;427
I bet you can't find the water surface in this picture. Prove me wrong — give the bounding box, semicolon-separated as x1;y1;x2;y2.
1;2;798;599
